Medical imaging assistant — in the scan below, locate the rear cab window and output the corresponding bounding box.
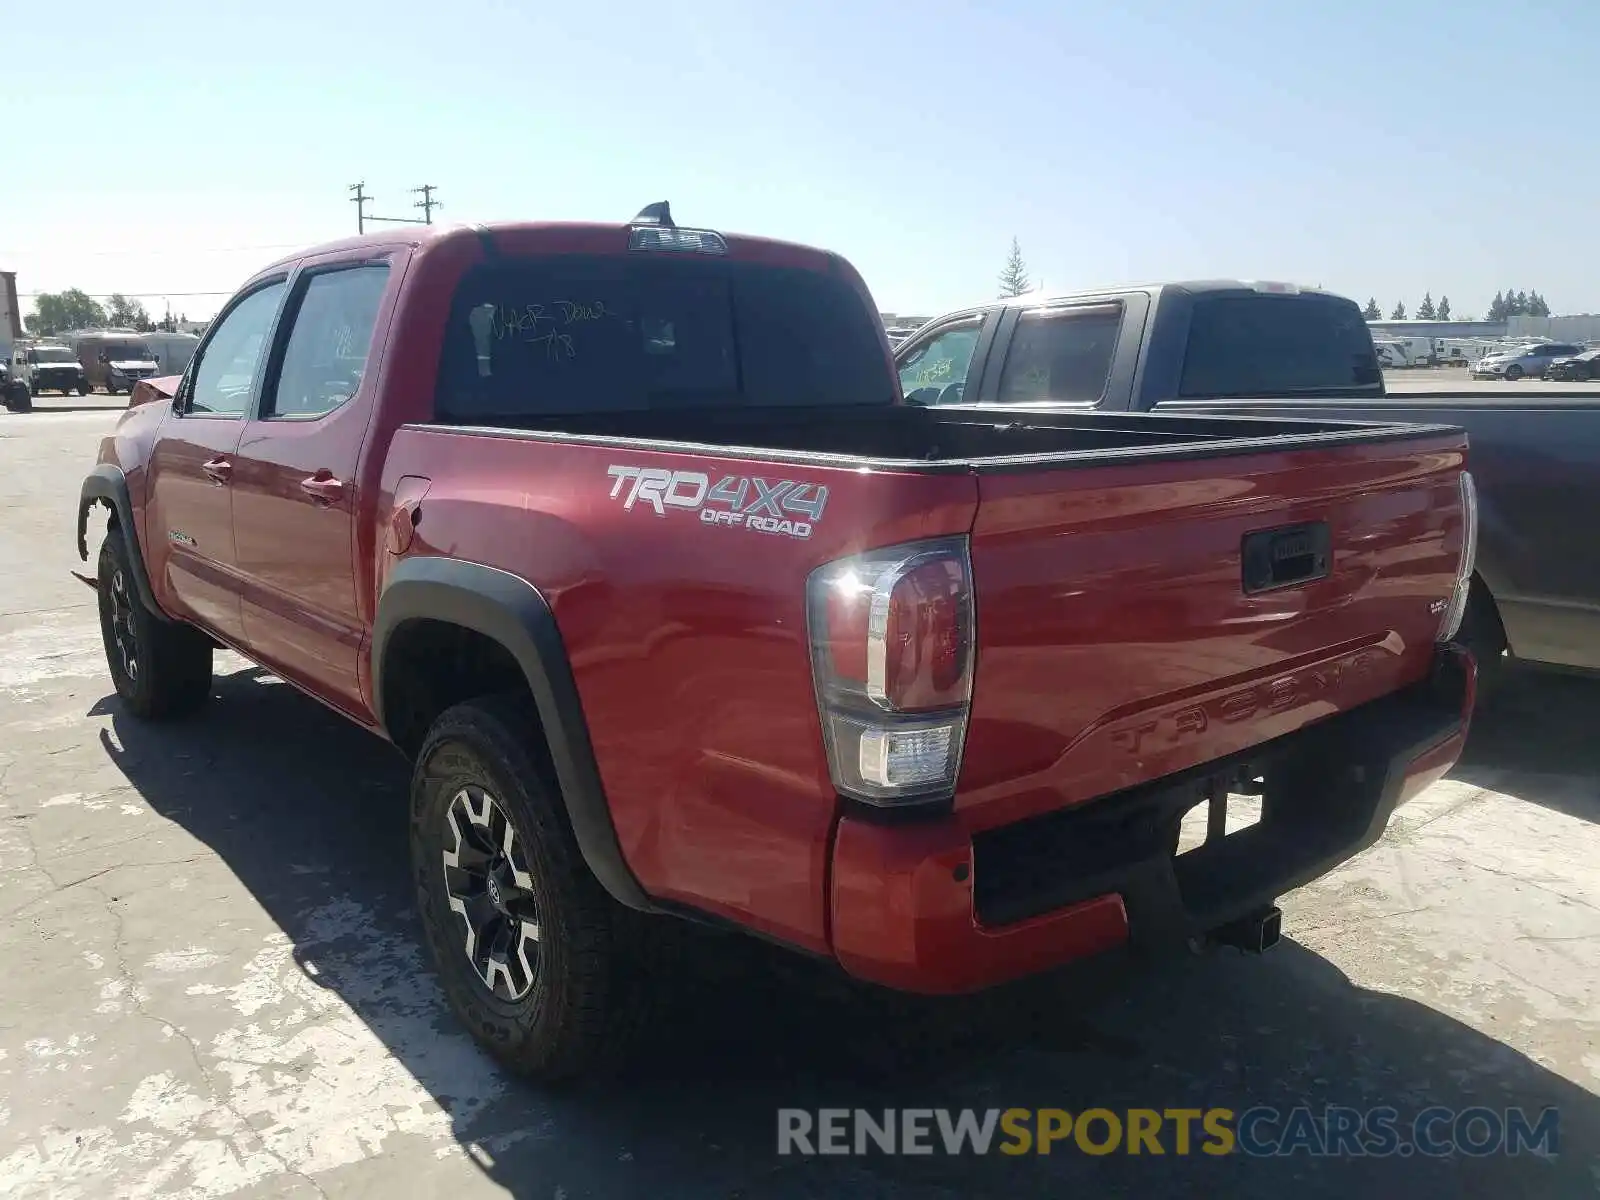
[1179,294,1382,397]
[435,256,894,422]
[995,303,1122,405]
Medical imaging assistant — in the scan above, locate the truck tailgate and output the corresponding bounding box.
[956,430,1467,832]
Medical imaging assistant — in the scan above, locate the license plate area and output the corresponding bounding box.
[1241,521,1331,593]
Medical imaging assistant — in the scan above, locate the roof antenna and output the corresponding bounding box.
[633,201,675,228]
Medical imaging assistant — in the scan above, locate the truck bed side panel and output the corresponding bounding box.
[959,433,1466,832]
[380,426,979,951]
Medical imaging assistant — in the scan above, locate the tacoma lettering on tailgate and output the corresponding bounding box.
[606,465,829,540]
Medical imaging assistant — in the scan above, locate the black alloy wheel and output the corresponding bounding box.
[440,783,544,1002]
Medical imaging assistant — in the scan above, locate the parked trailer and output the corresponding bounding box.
[135,331,201,377]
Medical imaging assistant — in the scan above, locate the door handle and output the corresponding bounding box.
[300,473,345,504]
[202,457,232,485]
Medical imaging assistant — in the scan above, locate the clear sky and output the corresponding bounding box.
[3,0,1595,322]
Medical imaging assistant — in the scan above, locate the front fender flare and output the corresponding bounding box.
[77,464,170,622]
[372,556,652,912]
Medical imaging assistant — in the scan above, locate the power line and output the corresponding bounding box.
[19,290,233,298]
[0,242,305,259]
[349,182,440,233]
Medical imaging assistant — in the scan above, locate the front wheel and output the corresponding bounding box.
[1505,365,1524,381]
[97,530,213,719]
[410,696,655,1081]
[4,384,31,413]
[77,381,89,396]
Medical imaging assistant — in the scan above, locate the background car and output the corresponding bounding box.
[1546,348,1600,381]
[1471,342,1585,380]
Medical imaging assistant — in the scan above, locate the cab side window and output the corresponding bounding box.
[898,318,983,405]
[996,304,1122,406]
[188,283,287,416]
[263,265,391,419]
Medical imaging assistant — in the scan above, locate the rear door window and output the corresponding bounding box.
[1179,295,1382,397]
[995,303,1122,405]
[263,265,390,419]
[436,257,893,422]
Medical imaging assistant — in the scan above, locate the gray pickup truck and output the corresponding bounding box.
[895,281,1600,678]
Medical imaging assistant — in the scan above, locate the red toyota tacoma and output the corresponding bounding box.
[78,206,1478,1079]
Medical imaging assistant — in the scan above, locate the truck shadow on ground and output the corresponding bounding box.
[94,668,1598,1199]
[1451,667,1600,825]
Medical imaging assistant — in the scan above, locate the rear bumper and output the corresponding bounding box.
[829,645,1475,993]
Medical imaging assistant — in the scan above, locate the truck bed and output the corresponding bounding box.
[425,402,1456,471]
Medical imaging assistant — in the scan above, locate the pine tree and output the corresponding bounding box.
[1513,290,1529,316]
[1437,295,1451,320]
[1488,291,1505,321]
[1362,298,1381,319]
[1390,301,1407,320]
[1417,292,1436,320]
[997,238,1031,298]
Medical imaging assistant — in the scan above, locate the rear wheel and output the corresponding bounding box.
[97,530,213,719]
[410,696,655,1081]
[1456,579,1508,704]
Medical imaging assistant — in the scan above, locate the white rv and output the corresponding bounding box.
[1373,340,1409,369]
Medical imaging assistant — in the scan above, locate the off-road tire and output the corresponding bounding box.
[97,529,213,719]
[1456,579,1508,706]
[4,384,31,413]
[411,695,655,1082]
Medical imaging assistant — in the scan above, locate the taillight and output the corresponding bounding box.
[806,536,974,806]
[1438,471,1478,643]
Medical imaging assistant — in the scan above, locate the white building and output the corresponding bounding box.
[1506,314,1600,343]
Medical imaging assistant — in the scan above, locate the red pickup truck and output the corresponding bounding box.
[78,206,1478,1080]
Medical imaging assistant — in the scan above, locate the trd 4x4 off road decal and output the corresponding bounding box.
[605,465,829,540]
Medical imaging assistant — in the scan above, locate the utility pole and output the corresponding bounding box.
[348,182,371,234]
[346,182,437,231]
[412,185,441,225]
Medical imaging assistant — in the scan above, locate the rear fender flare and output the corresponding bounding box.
[371,556,652,911]
[78,464,171,622]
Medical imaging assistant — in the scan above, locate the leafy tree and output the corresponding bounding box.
[1390,301,1407,320]
[998,237,1031,298]
[25,288,108,335]
[1436,295,1451,320]
[1417,292,1436,320]
[106,294,152,331]
[1362,298,1381,319]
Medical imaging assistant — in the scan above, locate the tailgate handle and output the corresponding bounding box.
[1241,522,1331,593]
